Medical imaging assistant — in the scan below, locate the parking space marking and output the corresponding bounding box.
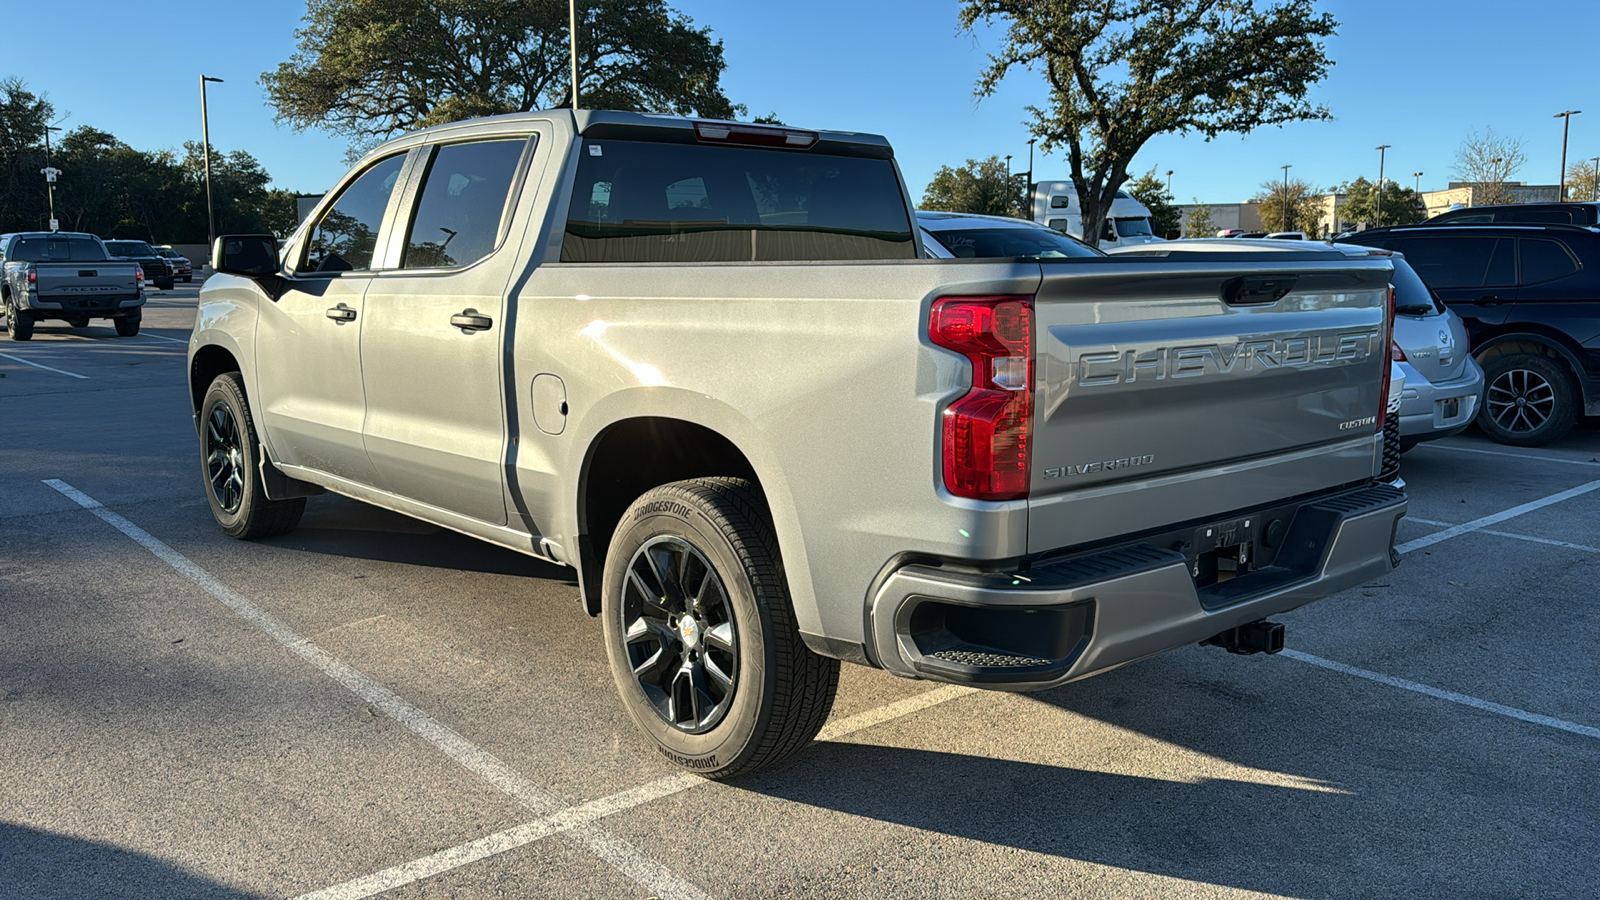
[140,332,190,345]
[41,479,708,900]
[1424,444,1600,468]
[0,352,89,379]
[1396,478,1600,555]
[1282,650,1600,740]
[300,685,981,900]
[1406,516,1600,554]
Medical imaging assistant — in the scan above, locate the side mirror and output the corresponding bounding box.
[213,234,280,278]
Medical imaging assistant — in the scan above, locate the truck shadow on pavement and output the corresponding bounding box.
[257,494,575,582]
[0,822,263,900]
[732,650,1593,897]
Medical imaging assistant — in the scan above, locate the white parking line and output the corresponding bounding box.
[0,351,89,379]
[1406,516,1600,554]
[1396,478,1600,555]
[1424,443,1600,468]
[42,479,707,900]
[301,684,981,900]
[140,332,189,345]
[1282,650,1600,740]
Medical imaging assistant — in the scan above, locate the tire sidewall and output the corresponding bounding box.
[200,376,261,538]
[1478,353,1576,445]
[601,495,776,774]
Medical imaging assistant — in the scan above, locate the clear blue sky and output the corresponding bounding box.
[6,1,1593,203]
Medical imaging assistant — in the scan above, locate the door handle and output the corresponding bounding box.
[450,310,493,332]
[325,303,357,322]
[1471,295,1505,307]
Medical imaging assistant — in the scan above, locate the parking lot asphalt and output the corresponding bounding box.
[2,283,1597,899]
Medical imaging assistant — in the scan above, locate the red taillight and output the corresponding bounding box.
[1378,285,1396,429]
[929,295,1034,500]
[1390,340,1406,361]
[135,265,145,284]
[693,121,819,149]
[27,267,36,286]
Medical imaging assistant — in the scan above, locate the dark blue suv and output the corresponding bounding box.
[1342,223,1599,446]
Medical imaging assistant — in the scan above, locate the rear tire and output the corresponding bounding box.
[200,372,305,539]
[602,477,839,778]
[114,316,140,337]
[156,279,174,290]
[1477,351,1578,447]
[4,299,32,341]
[183,276,193,283]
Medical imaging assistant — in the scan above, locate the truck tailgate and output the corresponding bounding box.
[34,262,141,298]
[1028,255,1392,553]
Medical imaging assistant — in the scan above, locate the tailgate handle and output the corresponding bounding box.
[1222,275,1297,305]
[79,270,98,277]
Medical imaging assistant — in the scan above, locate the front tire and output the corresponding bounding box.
[4,299,33,341]
[200,373,305,539]
[602,478,839,778]
[1477,352,1578,447]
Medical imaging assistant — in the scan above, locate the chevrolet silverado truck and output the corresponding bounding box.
[2,231,146,339]
[190,111,1406,777]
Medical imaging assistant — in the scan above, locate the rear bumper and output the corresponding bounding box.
[1397,359,1483,443]
[867,483,1406,689]
[23,293,145,315]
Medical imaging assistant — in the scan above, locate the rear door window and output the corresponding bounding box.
[401,139,528,269]
[302,153,407,273]
[563,139,914,262]
[1393,237,1513,288]
[1518,238,1580,284]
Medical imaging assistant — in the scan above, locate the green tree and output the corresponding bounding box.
[1253,177,1324,234]
[1564,159,1598,202]
[960,0,1336,247]
[263,0,741,142]
[919,156,1025,218]
[0,78,54,232]
[1337,176,1424,229]
[1184,201,1215,238]
[1125,168,1180,237]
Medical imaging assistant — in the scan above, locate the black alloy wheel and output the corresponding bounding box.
[601,478,839,778]
[621,536,739,733]
[1477,352,1578,447]
[198,372,305,539]
[205,401,247,515]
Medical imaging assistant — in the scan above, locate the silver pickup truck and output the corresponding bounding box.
[190,111,1406,776]
[2,232,146,340]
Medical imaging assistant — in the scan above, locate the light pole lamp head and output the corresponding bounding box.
[202,75,224,83]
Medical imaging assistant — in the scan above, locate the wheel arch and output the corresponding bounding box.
[1472,327,1591,406]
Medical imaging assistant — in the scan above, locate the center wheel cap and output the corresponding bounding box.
[678,614,702,650]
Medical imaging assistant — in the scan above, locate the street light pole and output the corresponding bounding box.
[1375,144,1391,227]
[1413,171,1423,193]
[200,75,224,253]
[569,0,580,109]
[1591,156,1599,202]
[1165,169,1173,194]
[1554,110,1581,199]
[43,124,61,230]
[1280,164,1292,232]
[1026,138,1036,217]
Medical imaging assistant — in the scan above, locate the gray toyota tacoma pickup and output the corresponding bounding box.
[190,111,1406,776]
[2,232,146,339]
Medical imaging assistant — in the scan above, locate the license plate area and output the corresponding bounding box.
[1440,397,1460,422]
[1183,516,1259,587]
